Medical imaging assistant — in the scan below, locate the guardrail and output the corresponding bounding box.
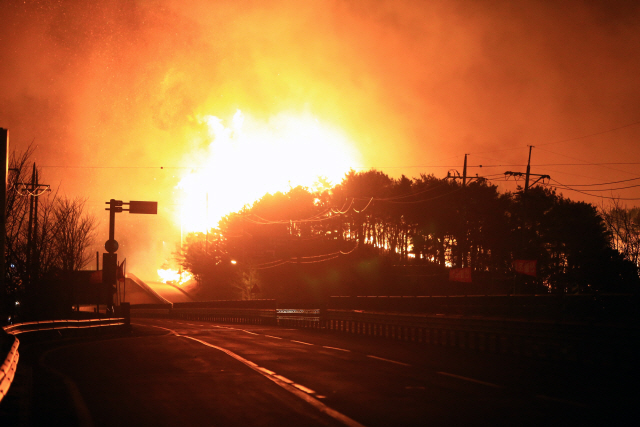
[129,300,279,325]
[173,307,276,325]
[129,296,640,364]
[322,310,589,361]
[327,294,640,323]
[0,316,128,404]
[0,334,19,404]
[3,318,127,335]
[277,309,321,328]
[128,303,173,318]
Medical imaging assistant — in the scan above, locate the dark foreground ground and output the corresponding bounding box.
[1,318,638,426]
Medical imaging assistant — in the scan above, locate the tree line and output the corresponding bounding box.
[180,169,640,301]
[3,147,97,320]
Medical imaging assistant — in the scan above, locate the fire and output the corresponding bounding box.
[177,110,361,233]
[157,268,193,286]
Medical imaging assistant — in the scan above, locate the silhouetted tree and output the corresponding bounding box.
[600,199,640,268]
[4,147,98,318]
[178,169,639,300]
[52,197,97,271]
[177,231,240,299]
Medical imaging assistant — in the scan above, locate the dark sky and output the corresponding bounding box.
[2,0,640,280]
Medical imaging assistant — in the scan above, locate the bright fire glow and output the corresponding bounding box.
[177,110,361,232]
[157,268,193,286]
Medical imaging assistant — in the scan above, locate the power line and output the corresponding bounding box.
[537,118,640,147]
[254,242,359,269]
[553,176,640,188]
[552,181,640,192]
[39,161,640,172]
[546,179,640,201]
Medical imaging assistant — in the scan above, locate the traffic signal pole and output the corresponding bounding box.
[103,199,157,315]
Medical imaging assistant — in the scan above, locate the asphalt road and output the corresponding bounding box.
[1,318,637,426]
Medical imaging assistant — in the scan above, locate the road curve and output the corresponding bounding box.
[2,318,636,426]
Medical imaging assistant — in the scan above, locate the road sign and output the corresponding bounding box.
[449,267,472,283]
[129,201,157,214]
[513,260,537,277]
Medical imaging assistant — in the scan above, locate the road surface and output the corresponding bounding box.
[1,318,637,426]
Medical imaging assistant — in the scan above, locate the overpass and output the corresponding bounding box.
[121,274,194,305]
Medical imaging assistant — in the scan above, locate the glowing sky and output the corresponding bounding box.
[2,0,640,280]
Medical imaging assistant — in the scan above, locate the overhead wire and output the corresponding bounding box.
[552,180,640,192]
[253,241,359,269]
[537,118,640,147]
[331,198,353,214]
[551,176,640,187]
[545,179,640,201]
[377,185,466,204]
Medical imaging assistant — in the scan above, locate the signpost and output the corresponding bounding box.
[102,199,157,314]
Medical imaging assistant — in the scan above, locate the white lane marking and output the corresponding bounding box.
[146,325,181,336]
[274,374,294,384]
[265,335,282,339]
[243,330,259,335]
[168,332,366,427]
[437,372,503,389]
[322,346,350,352]
[366,355,411,367]
[291,340,314,346]
[536,394,586,407]
[293,383,316,394]
[258,367,276,376]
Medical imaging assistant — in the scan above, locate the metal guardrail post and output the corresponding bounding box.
[121,302,130,326]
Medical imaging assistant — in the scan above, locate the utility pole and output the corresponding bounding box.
[462,153,468,187]
[504,146,550,192]
[1,129,8,322]
[447,154,484,185]
[445,154,485,269]
[524,145,532,194]
[16,163,50,287]
[504,146,549,295]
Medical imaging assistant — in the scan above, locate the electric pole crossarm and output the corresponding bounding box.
[530,175,551,186]
[447,154,487,184]
[505,172,549,179]
[504,147,550,192]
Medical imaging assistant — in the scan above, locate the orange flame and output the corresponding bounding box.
[176,110,361,233]
[157,268,193,286]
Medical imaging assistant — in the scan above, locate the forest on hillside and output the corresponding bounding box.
[179,170,640,302]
